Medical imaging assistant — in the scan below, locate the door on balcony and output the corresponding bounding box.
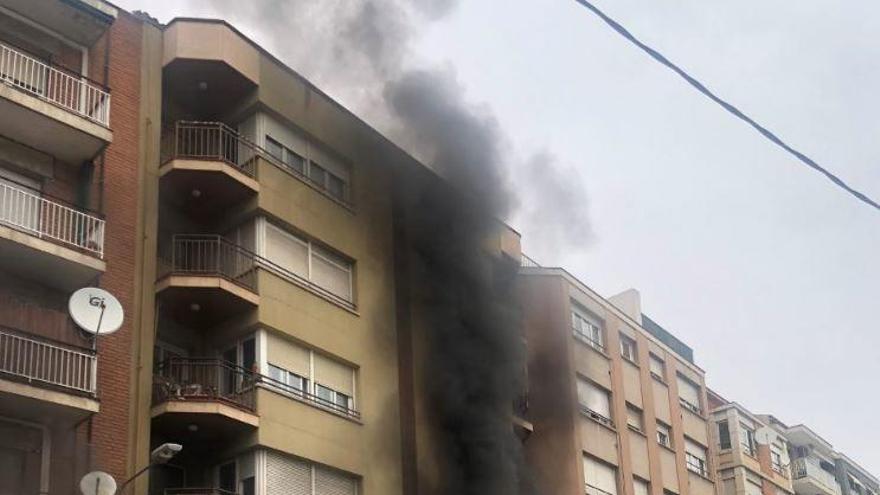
[218,461,236,493]
[0,167,41,236]
[0,420,43,495]
[221,337,255,400]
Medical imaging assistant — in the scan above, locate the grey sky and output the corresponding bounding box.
[117,0,880,472]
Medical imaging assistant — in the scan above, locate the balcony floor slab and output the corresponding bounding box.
[0,223,105,290]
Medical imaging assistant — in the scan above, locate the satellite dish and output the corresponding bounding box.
[69,288,124,336]
[79,471,116,495]
[756,426,775,445]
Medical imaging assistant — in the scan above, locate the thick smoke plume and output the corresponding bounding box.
[201,0,590,492]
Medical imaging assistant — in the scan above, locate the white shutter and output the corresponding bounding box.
[583,456,617,495]
[634,478,649,495]
[577,378,611,418]
[265,223,309,278]
[677,375,701,408]
[314,353,354,396]
[267,334,311,379]
[311,246,352,301]
[626,406,643,431]
[266,451,311,495]
[315,466,356,495]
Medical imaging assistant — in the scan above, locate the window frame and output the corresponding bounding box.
[718,419,732,450]
[620,334,637,362]
[684,438,709,477]
[657,421,673,448]
[572,304,605,352]
[264,133,350,202]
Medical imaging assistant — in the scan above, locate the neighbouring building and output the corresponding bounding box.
[756,415,878,495]
[0,0,156,493]
[519,264,718,495]
[707,391,794,495]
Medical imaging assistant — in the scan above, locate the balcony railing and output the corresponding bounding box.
[153,358,256,412]
[162,121,258,177]
[520,253,540,268]
[0,326,96,395]
[165,488,239,495]
[792,457,842,495]
[0,41,111,126]
[0,180,105,257]
[260,372,360,420]
[160,234,258,292]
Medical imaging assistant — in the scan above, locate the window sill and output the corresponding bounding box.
[580,409,617,433]
[627,424,647,437]
[686,469,714,483]
[621,355,640,368]
[651,373,668,386]
[258,382,362,424]
[573,334,610,359]
[658,442,676,453]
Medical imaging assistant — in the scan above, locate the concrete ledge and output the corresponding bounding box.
[151,400,260,427]
[155,275,260,305]
[159,158,260,192]
[0,224,106,290]
[0,377,99,413]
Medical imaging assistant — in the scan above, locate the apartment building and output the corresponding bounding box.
[756,415,878,495]
[0,0,155,493]
[519,265,718,495]
[706,392,794,495]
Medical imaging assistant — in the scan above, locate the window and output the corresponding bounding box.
[266,337,357,416]
[266,450,357,495]
[264,133,350,202]
[657,422,672,448]
[717,420,731,450]
[685,438,708,477]
[572,304,604,351]
[676,375,702,414]
[577,378,613,426]
[626,404,644,432]
[620,335,637,362]
[649,354,665,381]
[770,447,783,474]
[740,425,756,456]
[263,221,354,302]
[634,478,650,495]
[584,455,618,495]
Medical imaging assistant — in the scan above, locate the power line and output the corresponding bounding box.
[572,0,880,212]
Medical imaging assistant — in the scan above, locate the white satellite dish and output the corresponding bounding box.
[79,471,116,495]
[755,426,775,445]
[69,288,124,336]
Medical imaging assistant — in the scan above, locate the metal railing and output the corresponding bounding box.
[686,453,708,477]
[585,484,616,495]
[520,253,540,268]
[0,180,105,257]
[0,326,96,394]
[260,372,360,419]
[580,404,614,428]
[162,121,258,177]
[792,458,842,494]
[0,41,111,126]
[679,397,702,415]
[574,328,606,353]
[165,489,239,495]
[161,234,258,292]
[153,358,256,412]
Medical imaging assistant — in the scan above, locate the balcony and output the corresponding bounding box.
[0,326,99,422]
[160,122,259,220]
[152,358,259,434]
[156,235,259,327]
[0,41,112,164]
[0,179,105,289]
[792,457,842,495]
[165,489,238,495]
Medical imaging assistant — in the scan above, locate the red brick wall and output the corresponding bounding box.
[87,12,143,482]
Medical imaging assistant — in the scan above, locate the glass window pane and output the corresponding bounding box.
[327,173,345,200]
[309,162,327,187]
[269,364,285,383]
[285,150,306,175]
[335,393,350,410]
[265,224,309,278]
[311,248,352,301]
[266,136,283,160]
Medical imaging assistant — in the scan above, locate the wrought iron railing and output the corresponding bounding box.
[0,326,96,394]
[0,180,105,257]
[165,488,239,495]
[161,121,258,177]
[580,404,614,428]
[520,253,540,268]
[0,41,111,125]
[679,397,702,415]
[160,234,258,292]
[153,358,256,412]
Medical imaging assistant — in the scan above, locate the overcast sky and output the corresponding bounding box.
[117,0,880,472]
